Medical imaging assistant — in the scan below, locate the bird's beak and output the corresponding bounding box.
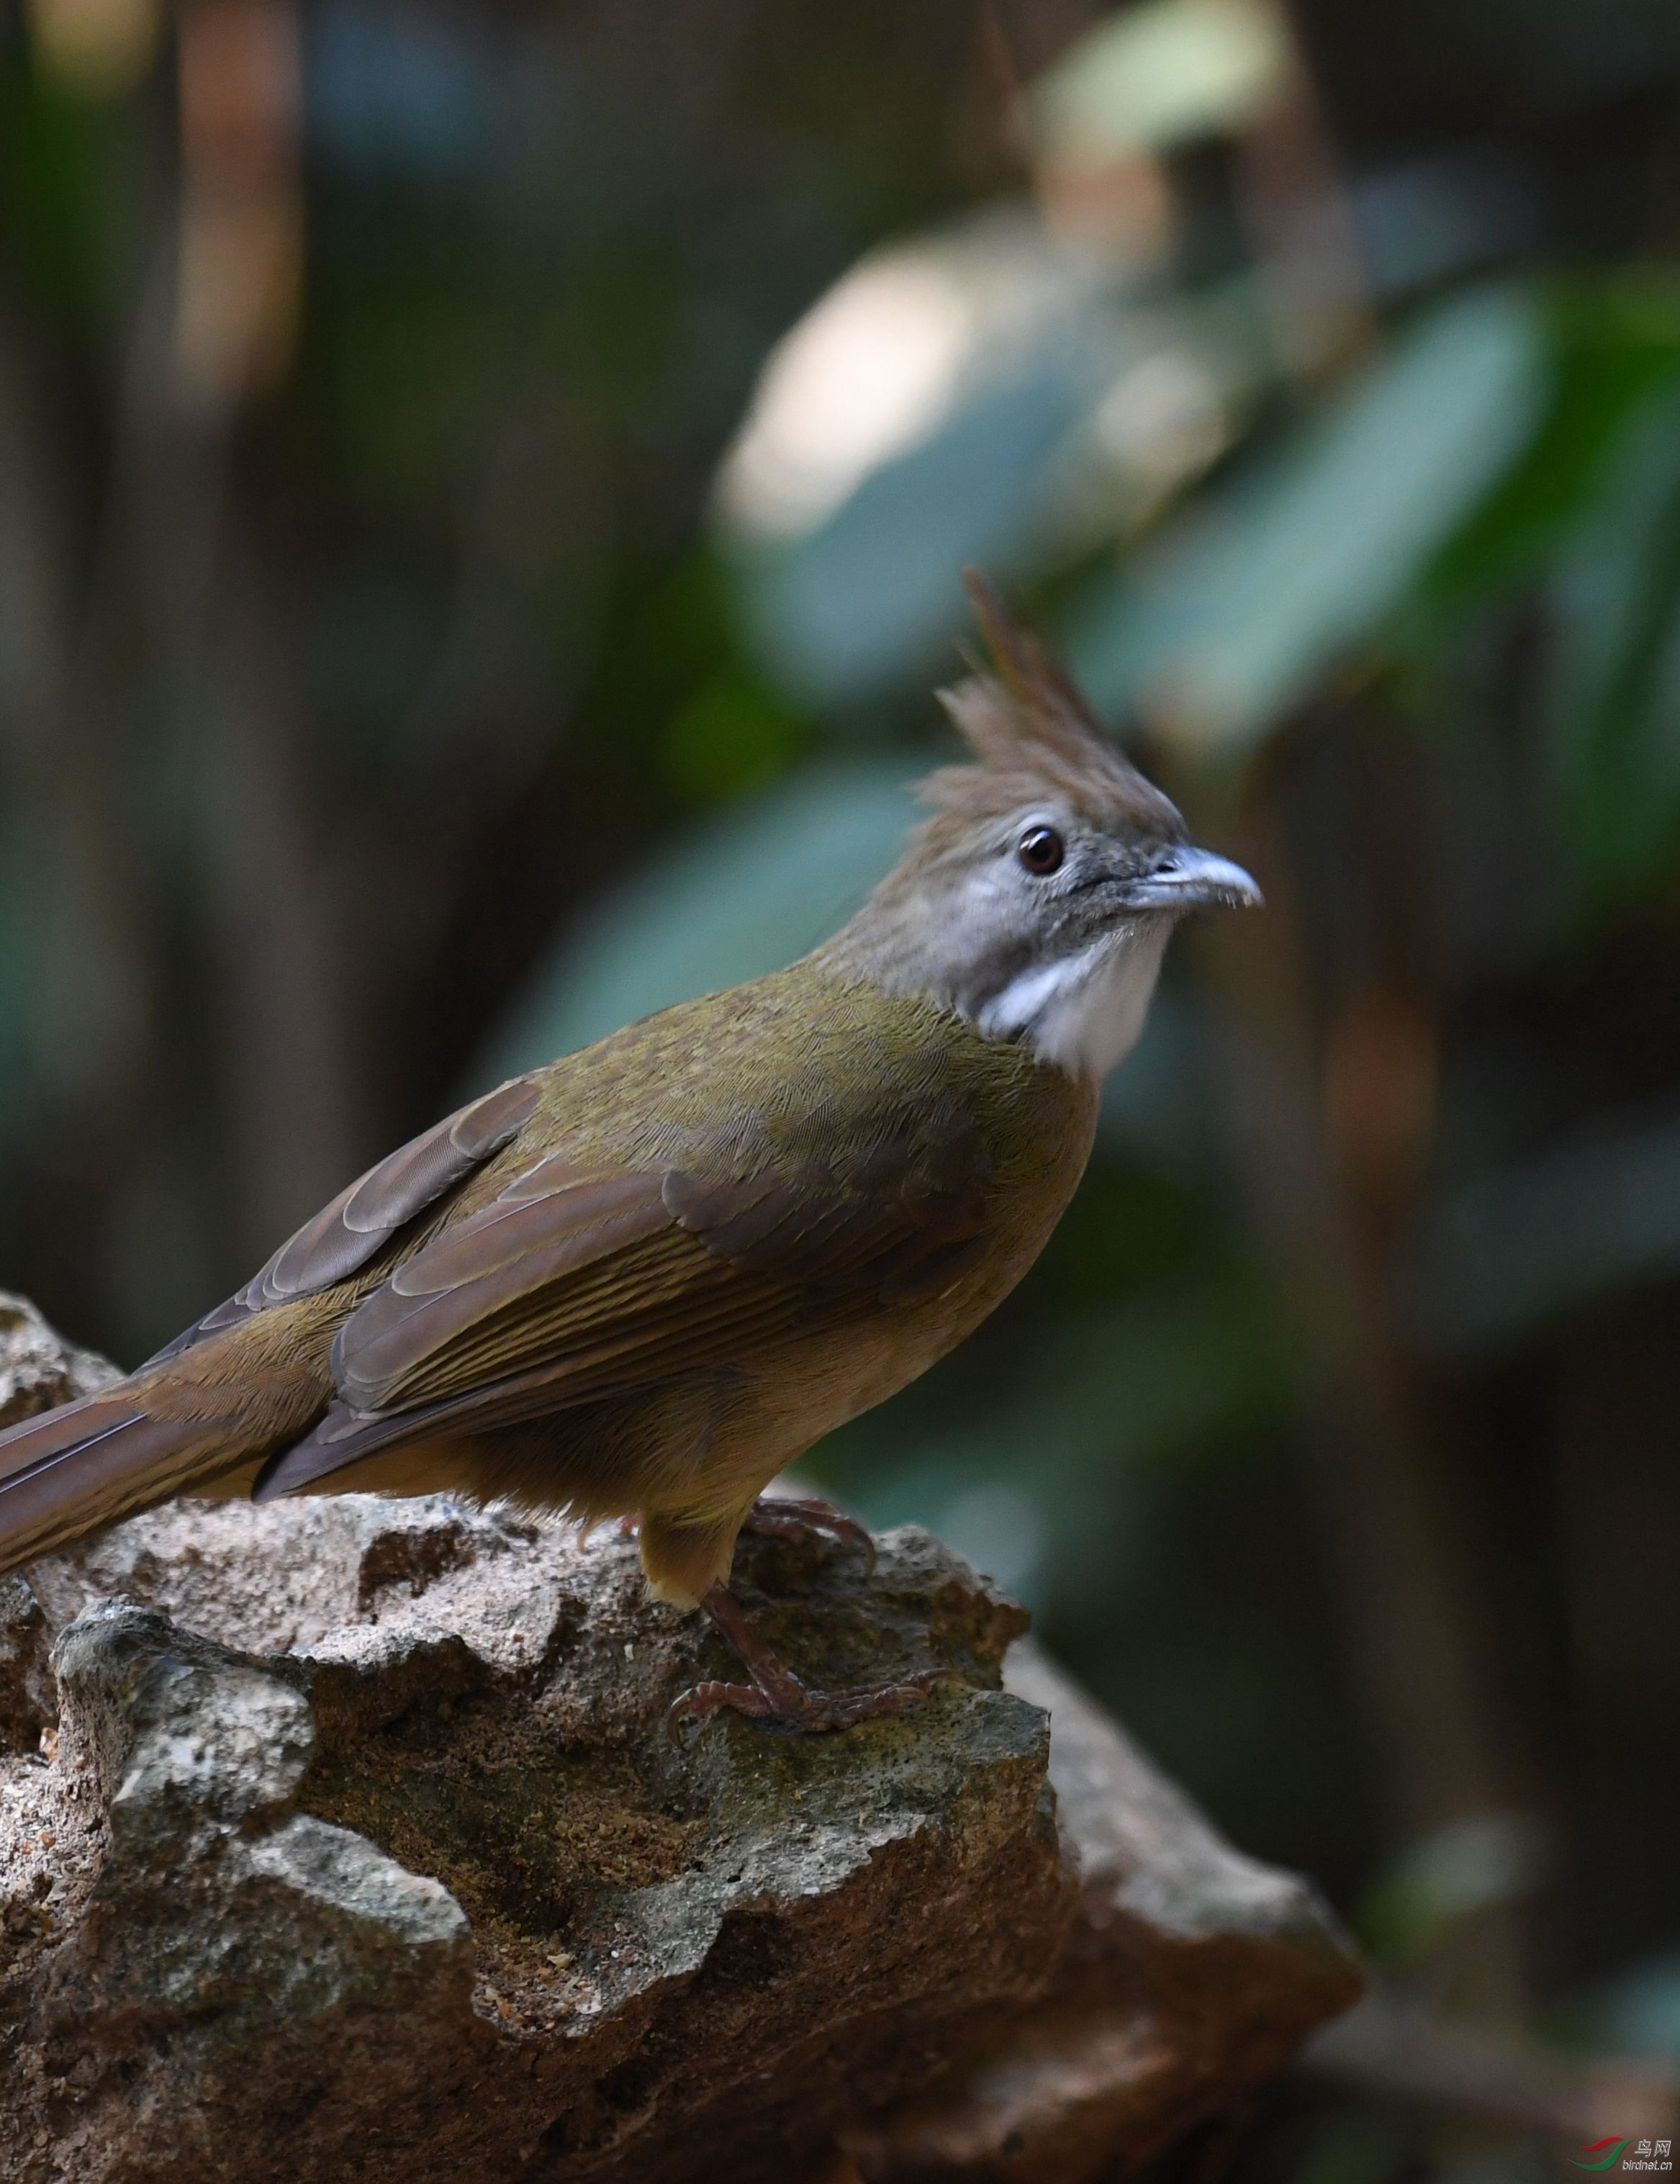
[1117,846,1263,912]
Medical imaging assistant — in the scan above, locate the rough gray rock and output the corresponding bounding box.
[0,1575,53,1754]
[0,1293,121,1756]
[0,1300,1362,2182]
[0,1294,121,1432]
[848,1643,1364,2179]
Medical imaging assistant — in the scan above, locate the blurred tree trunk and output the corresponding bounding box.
[1182,734,1535,2025]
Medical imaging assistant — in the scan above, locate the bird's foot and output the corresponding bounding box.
[667,1669,936,1738]
[666,1581,939,1741]
[739,1492,875,1572]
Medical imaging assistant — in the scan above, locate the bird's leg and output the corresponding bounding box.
[618,1494,871,1563]
[667,1582,939,1739]
[737,1493,875,1571]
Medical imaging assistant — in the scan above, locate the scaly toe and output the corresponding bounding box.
[665,1678,779,1742]
[793,1672,940,1730]
[667,1668,941,1740]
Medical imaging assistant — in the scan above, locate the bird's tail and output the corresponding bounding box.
[0,1391,232,1576]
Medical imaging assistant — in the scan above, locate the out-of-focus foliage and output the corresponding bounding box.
[4,0,1680,2166]
[1070,286,1548,754]
[1544,380,1680,915]
[1029,0,1290,161]
[715,206,1118,703]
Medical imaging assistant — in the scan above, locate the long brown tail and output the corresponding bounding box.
[0,1391,233,1576]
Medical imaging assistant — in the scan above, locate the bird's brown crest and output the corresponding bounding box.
[914,571,1184,847]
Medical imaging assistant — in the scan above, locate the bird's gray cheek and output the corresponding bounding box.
[945,878,1013,956]
[962,869,1015,917]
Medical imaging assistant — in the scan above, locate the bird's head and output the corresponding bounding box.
[818,574,1260,1082]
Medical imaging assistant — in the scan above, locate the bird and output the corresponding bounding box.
[0,576,1258,1734]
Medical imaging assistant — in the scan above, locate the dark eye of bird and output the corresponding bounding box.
[1016,826,1065,876]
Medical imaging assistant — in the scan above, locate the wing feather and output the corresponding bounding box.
[256,1084,999,1499]
[145,1075,543,1365]
[330,1174,674,1411]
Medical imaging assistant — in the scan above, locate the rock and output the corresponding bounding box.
[0,1294,121,1432]
[0,1300,1362,2180]
[842,1642,1366,2181]
[0,1577,53,1754]
[27,1597,476,2183]
[0,1296,119,1755]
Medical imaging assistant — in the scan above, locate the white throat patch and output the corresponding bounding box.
[974,921,1173,1080]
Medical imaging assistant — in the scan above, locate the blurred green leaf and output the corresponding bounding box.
[0,65,125,321]
[1069,286,1548,759]
[728,367,1080,707]
[1424,275,1680,609]
[715,202,1121,706]
[659,665,807,803]
[474,757,919,1081]
[1545,381,1680,913]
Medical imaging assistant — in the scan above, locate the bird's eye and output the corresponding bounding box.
[1016,826,1065,876]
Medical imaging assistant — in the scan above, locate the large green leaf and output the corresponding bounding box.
[726,367,1080,707]
[1424,275,1680,610]
[1544,379,1680,913]
[1069,286,1548,760]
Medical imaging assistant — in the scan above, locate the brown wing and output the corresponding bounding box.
[145,1075,542,1366]
[253,1121,994,1497]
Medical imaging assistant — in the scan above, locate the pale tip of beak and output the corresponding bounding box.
[1125,847,1263,912]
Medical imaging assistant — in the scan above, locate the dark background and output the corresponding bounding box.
[3,0,1679,2163]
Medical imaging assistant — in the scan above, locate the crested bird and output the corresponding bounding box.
[0,578,1259,1733]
